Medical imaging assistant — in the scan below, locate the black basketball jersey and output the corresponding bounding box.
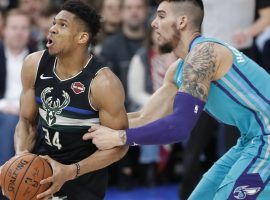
[35,51,109,199]
[35,50,105,163]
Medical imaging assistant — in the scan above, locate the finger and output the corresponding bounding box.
[2,188,6,196]
[40,176,54,185]
[88,124,100,132]
[82,132,95,140]
[37,185,55,199]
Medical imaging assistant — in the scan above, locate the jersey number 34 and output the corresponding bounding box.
[42,127,62,150]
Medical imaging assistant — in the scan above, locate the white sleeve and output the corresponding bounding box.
[128,54,151,107]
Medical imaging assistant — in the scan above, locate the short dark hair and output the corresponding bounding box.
[158,0,204,30]
[61,0,101,40]
[158,0,203,9]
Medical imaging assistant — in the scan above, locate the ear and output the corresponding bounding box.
[77,32,90,45]
[176,15,188,30]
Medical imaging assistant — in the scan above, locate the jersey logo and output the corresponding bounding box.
[41,87,70,126]
[233,185,261,199]
[71,82,85,94]
[40,74,53,80]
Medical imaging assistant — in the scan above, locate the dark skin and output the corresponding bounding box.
[0,10,128,200]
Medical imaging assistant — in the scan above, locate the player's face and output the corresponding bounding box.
[47,10,85,55]
[151,2,180,51]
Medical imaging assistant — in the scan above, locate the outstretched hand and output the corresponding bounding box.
[83,125,126,150]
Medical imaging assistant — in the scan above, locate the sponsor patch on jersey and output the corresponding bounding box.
[71,82,85,94]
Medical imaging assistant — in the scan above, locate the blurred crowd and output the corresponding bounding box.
[0,0,270,199]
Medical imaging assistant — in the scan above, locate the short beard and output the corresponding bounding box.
[158,42,173,54]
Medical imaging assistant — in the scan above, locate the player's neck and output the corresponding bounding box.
[174,31,201,59]
[56,50,90,79]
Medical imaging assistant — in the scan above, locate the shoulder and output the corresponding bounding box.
[91,68,125,109]
[22,50,45,86]
[164,58,182,84]
[24,50,45,67]
[94,68,122,90]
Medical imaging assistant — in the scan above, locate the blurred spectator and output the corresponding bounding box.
[18,0,48,21]
[0,9,32,199]
[95,0,122,51]
[128,27,177,187]
[18,0,53,50]
[100,0,149,190]
[203,0,270,60]
[100,0,148,111]
[0,9,4,41]
[36,5,59,50]
[233,4,270,51]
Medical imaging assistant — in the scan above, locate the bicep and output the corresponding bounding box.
[179,42,218,102]
[92,69,128,130]
[19,52,41,123]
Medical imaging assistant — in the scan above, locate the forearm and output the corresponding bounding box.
[125,92,205,145]
[76,146,128,176]
[14,119,37,154]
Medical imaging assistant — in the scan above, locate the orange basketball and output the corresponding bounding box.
[0,153,52,200]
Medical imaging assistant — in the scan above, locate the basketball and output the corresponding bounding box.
[0,153,52,200]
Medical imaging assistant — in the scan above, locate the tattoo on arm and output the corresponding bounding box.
[180,42,217,101]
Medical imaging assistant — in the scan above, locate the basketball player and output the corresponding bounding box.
[85,0,270,199]
[1,1,128,200]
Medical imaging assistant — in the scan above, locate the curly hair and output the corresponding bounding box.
[61,0,101,40]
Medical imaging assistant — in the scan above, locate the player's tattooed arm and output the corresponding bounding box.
[179,42,218,102]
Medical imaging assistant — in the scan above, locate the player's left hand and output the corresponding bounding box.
[37,155,75,200]
[83,125,125,150]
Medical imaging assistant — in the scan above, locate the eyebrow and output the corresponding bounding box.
[157,10,166,15]
[54,17,69,23]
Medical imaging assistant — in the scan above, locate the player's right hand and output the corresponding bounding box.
[83,125,125,150]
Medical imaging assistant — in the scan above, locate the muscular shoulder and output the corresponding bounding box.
[180,42,220,101]
[164,58,181,84]
[91,68,125,109]
[22,50,45,88]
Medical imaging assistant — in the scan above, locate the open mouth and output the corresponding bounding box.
[46,38,54,48]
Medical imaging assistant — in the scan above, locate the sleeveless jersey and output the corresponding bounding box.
[174,36,270,140]
[35,50,105,164]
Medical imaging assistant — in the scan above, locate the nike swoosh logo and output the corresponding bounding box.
[40,74,53,80]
